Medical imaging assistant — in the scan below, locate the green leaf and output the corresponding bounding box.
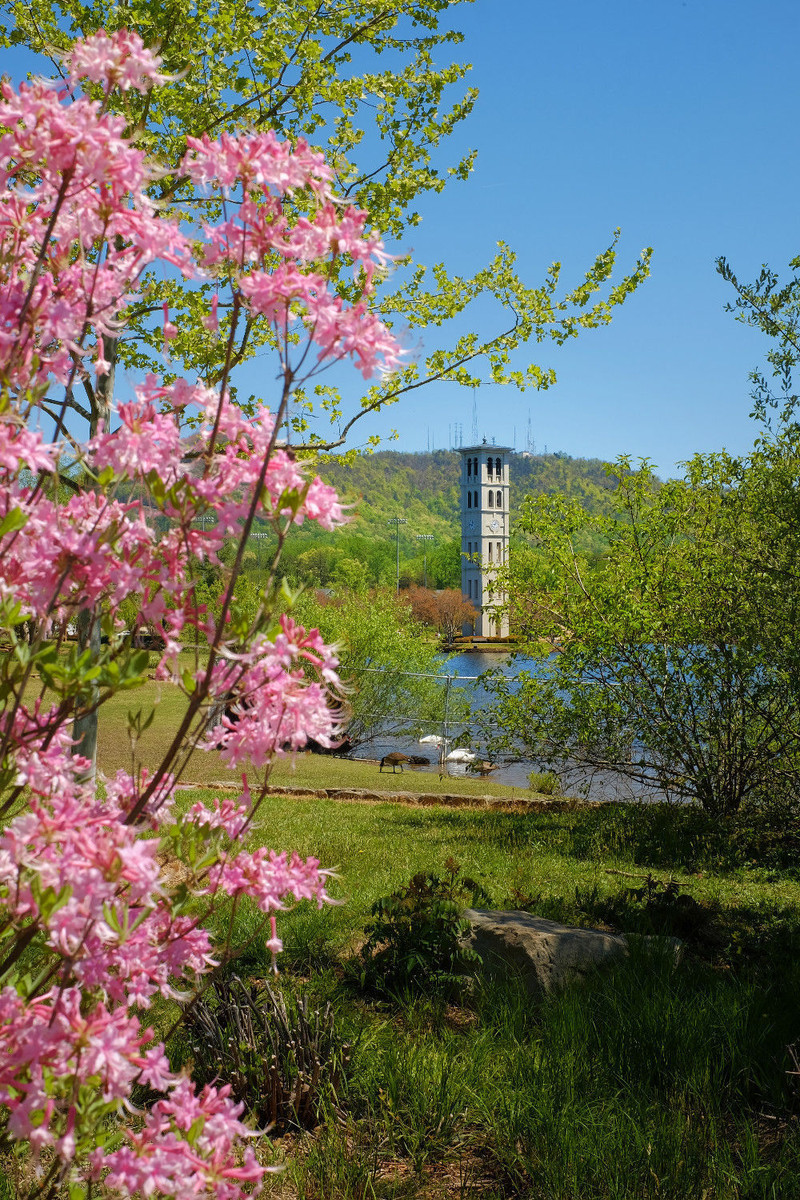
[0,507,28,536]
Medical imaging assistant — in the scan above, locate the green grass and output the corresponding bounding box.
[157,792,800,1198]
[268,796,800,907]
[31,665,800,1197]
[264,752,534,799]
[94,671,537,798]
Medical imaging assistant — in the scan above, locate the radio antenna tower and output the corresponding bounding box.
[526,410,536,455]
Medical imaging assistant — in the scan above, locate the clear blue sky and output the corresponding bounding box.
[364,0,800,472]
[6,1,798,473]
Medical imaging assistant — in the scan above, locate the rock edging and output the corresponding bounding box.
[259,785,597,810]
[177,781,603,810]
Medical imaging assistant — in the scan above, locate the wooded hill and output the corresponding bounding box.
[318,450,619,537]
[256,451,624,591]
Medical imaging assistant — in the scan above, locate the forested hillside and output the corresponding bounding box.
[258,450,625,590]
[318,450,619,536]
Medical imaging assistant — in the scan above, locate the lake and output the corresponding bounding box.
[346,648,650,800]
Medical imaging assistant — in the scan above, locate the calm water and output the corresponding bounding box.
[346,648,650,800]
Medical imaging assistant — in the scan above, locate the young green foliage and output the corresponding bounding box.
[358,857,489,1001]
[295,587,468,746]
[487,438,800,816]
[3,0,651,450]
[718,252,800,429]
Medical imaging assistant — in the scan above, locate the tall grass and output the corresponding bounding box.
[469,948,798,1198]
[177,794,800,1198]
[267,946,800,1198]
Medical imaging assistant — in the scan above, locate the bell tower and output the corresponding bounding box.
[459,442,511,637]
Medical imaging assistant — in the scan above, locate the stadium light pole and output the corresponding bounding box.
[387,517,407,593]
[249,529,270,575]
[416,534,435,588]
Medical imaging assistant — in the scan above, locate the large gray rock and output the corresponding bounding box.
[464,910,680,995]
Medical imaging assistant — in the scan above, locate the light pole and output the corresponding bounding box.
[387,517,407,593]
[416,534,434,588]
[249,530,270,575]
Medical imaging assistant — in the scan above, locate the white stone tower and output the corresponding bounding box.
[459,442,511,637]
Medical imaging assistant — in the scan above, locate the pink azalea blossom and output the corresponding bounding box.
[210,848,332,913]
[96,1078,266,1198]
[66,29,170,93]
[0,29,405,1192]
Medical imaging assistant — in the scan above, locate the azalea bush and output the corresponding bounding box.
[0,31,400,1199]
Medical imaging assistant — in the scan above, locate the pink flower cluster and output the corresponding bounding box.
[185,136,401,378]
[67,29,171,93]
[0,377,348,656]
[0,67,187,395]
[0,29,400,401]
[0,986,173,1148]
[211,848,332,914]
[0,27,402,1197]
[204,616,343,767]
[0,984,265,1197]
[0,765,210,1006]
[95,1078,265,1199]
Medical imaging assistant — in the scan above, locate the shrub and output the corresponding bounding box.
[357,858,489,1001]
[502,877,709,942]
[528,769,561,795]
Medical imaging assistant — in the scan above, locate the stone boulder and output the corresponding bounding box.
[464,910,681,995]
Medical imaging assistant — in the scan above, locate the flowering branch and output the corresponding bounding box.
[0,29,401,1198]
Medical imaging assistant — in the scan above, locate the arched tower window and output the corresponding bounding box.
[474,490,478,508]
[487,457,493,478]
[488,542,493,562]
[467,492,471,509]
[496,490,502,508]
[467,458,472,477]
[473,457,478,476]
[495,458,502,479]
[487,490,493,508]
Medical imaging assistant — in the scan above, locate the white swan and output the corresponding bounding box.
[445,747,477,763]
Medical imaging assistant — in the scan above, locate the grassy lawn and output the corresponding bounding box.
[164,792,800,1199]
[263,753,534,799]
[95,673,537,799]
[31,667,800,1197]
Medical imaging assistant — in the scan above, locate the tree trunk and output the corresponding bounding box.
[72,606,101,786]
[90,333,117,437]
[72,333,117,786]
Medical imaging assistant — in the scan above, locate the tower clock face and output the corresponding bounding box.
[469,516,478,533]
[489,519,500,533]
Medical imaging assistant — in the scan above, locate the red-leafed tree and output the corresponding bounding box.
[407,586,477,643]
